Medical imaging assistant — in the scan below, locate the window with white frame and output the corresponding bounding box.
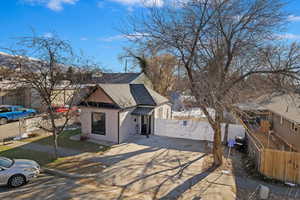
[291,122,298,132]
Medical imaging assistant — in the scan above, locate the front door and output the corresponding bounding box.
[141,115,151,135]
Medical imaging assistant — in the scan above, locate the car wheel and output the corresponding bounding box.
[0,118,7,125]
[8,174,26,188]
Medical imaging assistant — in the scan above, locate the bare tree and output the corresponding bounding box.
[121,50,177,96]
[5,34,98,158]
[124,0,300,166]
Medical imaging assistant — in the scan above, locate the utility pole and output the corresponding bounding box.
[124,59,128,73]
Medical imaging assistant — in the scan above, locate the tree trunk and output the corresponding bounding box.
[223,123,229,145]
[213,123,223,166]
[53,131,58,159]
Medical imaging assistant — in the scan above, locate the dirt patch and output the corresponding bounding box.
[237,188,292,200]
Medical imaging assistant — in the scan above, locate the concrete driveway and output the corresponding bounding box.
[0,135,290,199]
[87,135,237,200]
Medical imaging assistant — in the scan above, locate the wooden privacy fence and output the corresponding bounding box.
[246,131,262,171]
[260,149,300,184]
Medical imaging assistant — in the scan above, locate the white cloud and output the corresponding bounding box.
[108,0,163,7]
[99,32,148,42]
[43,32,54,38]
[125,32,149,39]
[276,33,300,40]
[287,15,300,22]
[80,37,88,41]
[99,35,125,42]
[97,1,105,8]
[22,0,78,11]
[127,6,134,12]
[47,0,78,11]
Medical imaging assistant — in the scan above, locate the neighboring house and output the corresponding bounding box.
[78,84,171,143]
[237,93,300,152]
[81,72,153,88]
[0,80,74,111]
[0,80,41,109]
[0,51,154,110]
[260,94,300,152]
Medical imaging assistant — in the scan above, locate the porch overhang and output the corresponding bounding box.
[131,107,154,116]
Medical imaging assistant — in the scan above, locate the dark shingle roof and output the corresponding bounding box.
[131,107,154,116]
[130,84,156,106]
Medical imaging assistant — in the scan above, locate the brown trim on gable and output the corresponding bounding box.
[80,85,119,106]
[97,86,119,106]
[79,86,98,105]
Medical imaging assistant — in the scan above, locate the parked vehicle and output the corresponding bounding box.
[54,106,70,113]
[0,157,40,187]
[0,105,37,125]
[51,105,79,115]
[235,136,247,153]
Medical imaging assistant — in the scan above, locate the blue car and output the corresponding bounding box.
[0,105,37,125]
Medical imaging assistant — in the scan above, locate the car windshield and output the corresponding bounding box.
[0,107,11,113]
[0,157,14,168]
[16,107,27,111]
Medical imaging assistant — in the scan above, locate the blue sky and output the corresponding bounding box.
[0,0,300,72]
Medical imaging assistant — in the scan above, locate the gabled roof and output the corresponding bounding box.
[82,73,142,84]
[0,52,16,69]
[235,102,266,111]
[258,93,300,124]
[81,84,169,109]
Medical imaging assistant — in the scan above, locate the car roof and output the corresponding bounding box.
[0,156,11,160]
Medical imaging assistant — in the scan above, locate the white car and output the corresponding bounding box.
[0,157,40,187]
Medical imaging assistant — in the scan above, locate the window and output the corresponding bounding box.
[291,122,298,133]
[0,157,13,168]
[0,107,11,113]
[91,112,106,135]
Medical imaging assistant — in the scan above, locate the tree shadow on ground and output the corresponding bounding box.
[159,165,217,200]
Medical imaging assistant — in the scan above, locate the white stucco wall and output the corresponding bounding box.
[119,108,139,142]
[80,107,120,143]
[154,118,245,142]
[154,103,172,119]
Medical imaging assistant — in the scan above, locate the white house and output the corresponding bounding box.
[79,84,171,143]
